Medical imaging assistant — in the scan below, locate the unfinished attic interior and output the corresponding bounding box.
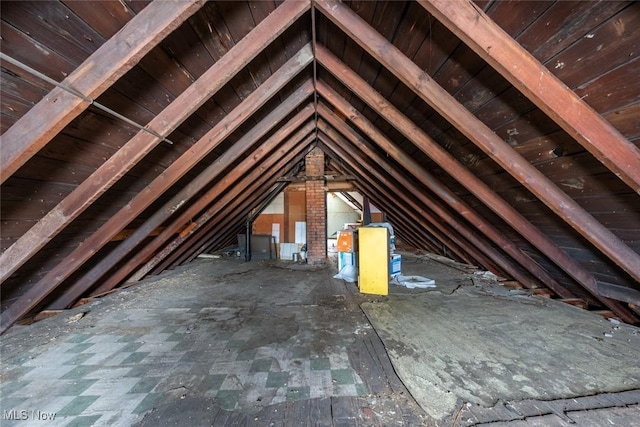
[1,0,639,425]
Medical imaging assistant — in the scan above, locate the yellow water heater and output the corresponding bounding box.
[358,226,389,295]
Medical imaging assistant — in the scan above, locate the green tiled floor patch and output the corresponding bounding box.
[61,366,101,380]
[64,353,96,365]
[197,374,227,393]
[117,334,142,343]
[160,326,180,334]
[165,333,184,342]
[128,377,162,394]
[66,343,94,353]
[225,339,245,349]
[266,372,289,388]
[121,352,150,364]
[66,334,92,343]
[122,365,150,378]
[0,262,377,425]
[0,380,30,397]
[215,331,234,340]
[215,390,243,410]
[132,393,165,414]
[310,357,331,370]
[291,346,310,359]
[1,396,29,410]
[64,415,102,427]
[236,349,258,361]
[331,369,354,385]
[57,396,100,416]
[120,342,144,353]
[56,379,99,396]
[249,358,272,372]
[287,386,310,401]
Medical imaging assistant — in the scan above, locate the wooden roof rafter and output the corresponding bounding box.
[0,0,638,330]
[0,0,206,183]
[318,100,562,290]
[315,0,640,295]
[0,0,312,286]
[165,138,317,271]
[67,106,317,303]
[318,133,493,269]
[0,39,314,332]
[48,91,317,310]
[419,0,640,193]
[313,44,639,318]
[128,130,317,283]
[319,140,450,258]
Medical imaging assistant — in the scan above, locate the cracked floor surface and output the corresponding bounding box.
[1,252,638,426]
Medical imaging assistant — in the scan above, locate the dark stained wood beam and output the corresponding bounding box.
[323,149,446,258]
[315,1,640,287]
[319,141,455,261]
[0,49,313,332]
[168,140,315,269]
[316,45,637,321]
[318,118,536,286]
[50,82,313,308]
[0,1,312,285]
[110,227,165,242]
[419,0,640,193]
[318,99,567,294]
[138,135,314,280]
[82,112,316,299]
[0,0,206,183]
[597,282,640,307]
[346,180,446,258]
[319,142,458,260]
[319,135,492,270]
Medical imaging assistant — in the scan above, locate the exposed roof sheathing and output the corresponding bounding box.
[1,0,639,331]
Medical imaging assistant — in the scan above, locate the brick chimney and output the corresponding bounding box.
[305,147,326,264]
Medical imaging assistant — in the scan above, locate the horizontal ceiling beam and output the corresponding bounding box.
[0,0,206,183]
[419,0,640,193]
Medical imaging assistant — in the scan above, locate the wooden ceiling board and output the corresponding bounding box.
[1,0,639,329]
[61,0,136,40]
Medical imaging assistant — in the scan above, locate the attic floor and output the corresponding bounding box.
[1,253,639,427]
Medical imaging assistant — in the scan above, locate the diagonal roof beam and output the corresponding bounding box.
[323,145,457,259]
[0,0,206,183]
[77,111,316,302]
[318,134,498,271]
[0,47,314,332]
[48,96,315,309]
[315,45,637,320]
[0,0,312,285]
[315,0,640,286]
[317,99,566,294]
[322,147,447,258]
[419,0,640,193]
[318,115,536,286]
[171,140,315,269]
[130,132,315,283]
